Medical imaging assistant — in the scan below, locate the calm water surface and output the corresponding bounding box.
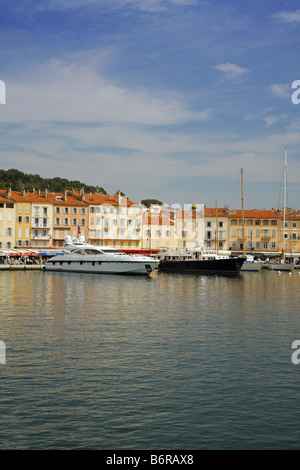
[0,268,300,449]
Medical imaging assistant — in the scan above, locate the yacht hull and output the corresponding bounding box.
[158,257,245,273]
[44,255,159,275]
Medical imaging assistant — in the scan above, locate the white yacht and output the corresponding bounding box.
[44,236,159,275]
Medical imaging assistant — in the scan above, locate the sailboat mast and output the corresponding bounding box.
[215,200,219,254]
[241,168,245,257]
[282,148,287,258]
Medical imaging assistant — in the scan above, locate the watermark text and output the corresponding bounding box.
[0,80,6,104]
[0,341,6,364]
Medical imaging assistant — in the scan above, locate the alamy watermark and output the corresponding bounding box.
[0,341,6,364]
[291,81,300,104]
[291,340,300,364]
[0,80,6,104]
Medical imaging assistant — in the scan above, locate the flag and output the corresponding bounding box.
[78,225,81,234]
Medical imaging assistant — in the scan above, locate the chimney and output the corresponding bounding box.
[116,189,122,205]
[7,187,12,199]
[80,187,85,202]
[64,189,68,201]
[44,188,49,198]
[22,188,26,197]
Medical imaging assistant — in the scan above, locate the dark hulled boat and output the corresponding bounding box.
[156,248,245,273]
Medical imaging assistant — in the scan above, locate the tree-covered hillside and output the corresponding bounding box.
[0,169,107,194]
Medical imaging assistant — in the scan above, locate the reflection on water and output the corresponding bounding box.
[0,269,300,449]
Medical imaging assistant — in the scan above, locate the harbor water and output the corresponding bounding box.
[0,268,300,449]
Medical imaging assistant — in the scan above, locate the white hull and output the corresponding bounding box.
[44,256,159,275]
[241,261,262,271]
[44,241,159,275]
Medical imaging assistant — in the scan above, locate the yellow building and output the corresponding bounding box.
[0,191,15,250]
[228,209,281,255]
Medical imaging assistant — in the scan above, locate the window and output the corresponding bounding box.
[18,216,22,223]
[271,220,277,225]
[231,219,237,225]
[55,207,60,213]
[255,220,260,225]
[206,221,212,227]
[263,220,269,225]
[55,218,60,225]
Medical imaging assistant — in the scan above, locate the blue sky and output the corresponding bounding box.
[1,0,300,209]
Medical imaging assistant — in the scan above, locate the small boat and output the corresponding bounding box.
[157,247,245,273]
[241,255,263,271]
[44,236,159,275]
[264,260,294,272]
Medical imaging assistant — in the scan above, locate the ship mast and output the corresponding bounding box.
[215,200,219,254]
[241,168,245,257]
[282,148,287,260]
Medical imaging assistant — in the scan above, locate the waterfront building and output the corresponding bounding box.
[143,207,176,251]
[0,190,15,250]
[204,207,230,252]
[173,205,205,249]
[282,209,300,257]
[47,190,88,247]
[228,209,282,256]
[11,189,53,250]
[86,190,143,251]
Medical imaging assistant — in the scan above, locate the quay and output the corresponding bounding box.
[0,264,43,271]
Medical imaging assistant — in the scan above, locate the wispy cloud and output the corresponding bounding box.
[214,62,249,81]
[272,9,300,24]
[34,0,198,13]
[267,83,290,98]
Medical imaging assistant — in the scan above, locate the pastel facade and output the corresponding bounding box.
[228,209,282,255]
[204,207,230,251]
[0,194,15,249]
[48,191,88,247]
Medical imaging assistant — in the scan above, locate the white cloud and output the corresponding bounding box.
[272,9,300,24]
[214,62,249,81]
[4,57,212,126]
[268,83,290,98]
